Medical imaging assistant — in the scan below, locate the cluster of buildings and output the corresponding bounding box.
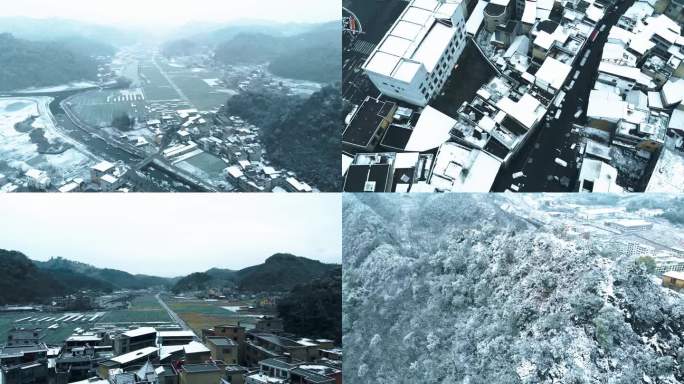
[342,0,684,193]
[0,317,341,384]
[0,160,130,193]
[343,0,507,192]
[573,205,684,281]
[575,0,684,192]
[158,108,314,192]
[342,0,605,191]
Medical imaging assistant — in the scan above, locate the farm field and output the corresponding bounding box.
[165,297,267,334]
[68,89,147,128]
[99,294,170,323]
[140,62,181,102]
[0,311,106,344]
[158,58,234,111]
[169,75,228,111]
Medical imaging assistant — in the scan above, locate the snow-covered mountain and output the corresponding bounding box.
[343,194,684,384]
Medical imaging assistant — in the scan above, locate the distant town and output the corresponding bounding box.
[0,20,338,192]
[342,0,683,192]
[0,254,342,384]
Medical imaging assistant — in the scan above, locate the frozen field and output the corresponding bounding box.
[0,97,96,184]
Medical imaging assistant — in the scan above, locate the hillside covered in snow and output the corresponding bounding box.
[343,194,684,384]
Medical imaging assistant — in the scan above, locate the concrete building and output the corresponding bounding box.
[244,334,324,367]
[254,317,284,334]
[178,362,225,384]
[577,158,623,192]
[97,346,159,378]
[363,0,468,106]
[484,0,511,33]
[206,337,238,365]
[342,97,397,151]
[604,219,653,232]
[662,271,684,290]
[114,327,157,355]
[157,330,196,346]
[0,344,49,384]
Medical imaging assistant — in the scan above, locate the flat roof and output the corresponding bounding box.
[206,337,236,347]
[158,331,195,338]
[536,57,572,90]
[122,327,157,338]
[110,347,158,365]
[184,341,210,354]
[92,161,115,173]
[381,124,413,150]
[664,271,684,280]
[364,0,463,80]
[587,89,627,122]
[495,93,545,129]
[466,0,487,35]
[429,142,501,192]
[404,105,454,152]
[182,363,221,373]
[342,98,396,147]
[578,159,623,192]
[607,219,652,227]
[411,21,454,72]
[646,148,684,193]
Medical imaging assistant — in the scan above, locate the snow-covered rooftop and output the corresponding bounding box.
[536,57,572,91]
[364,0,463,80]
[404,106,454,152]
[429,142,502,192]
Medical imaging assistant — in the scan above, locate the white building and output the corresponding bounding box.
[612,240,655,258]
[577,158,623,192]
[605,219,653,232]
[363,0,468,106]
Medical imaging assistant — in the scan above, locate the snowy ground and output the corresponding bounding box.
[0,97,98,186]
[9,81,99,94]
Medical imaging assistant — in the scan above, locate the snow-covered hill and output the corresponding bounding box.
[343,194,684,384]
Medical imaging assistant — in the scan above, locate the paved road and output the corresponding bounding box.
[155,293,198,338]
[493,0,636,192]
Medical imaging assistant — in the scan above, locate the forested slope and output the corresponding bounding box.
[343,194,684,384]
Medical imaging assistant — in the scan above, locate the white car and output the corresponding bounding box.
[555,158,568,167]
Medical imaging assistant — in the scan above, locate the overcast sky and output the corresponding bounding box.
[0,194,341,277]
[1,0,340,28]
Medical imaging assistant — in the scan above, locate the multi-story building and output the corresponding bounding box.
[157,330,196,346]
[0,343,49,384]
[206,337,239,364]
[363,0,468,106]
[114,327,157,355]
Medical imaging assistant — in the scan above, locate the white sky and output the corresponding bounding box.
[0,0,341,28]
[0,194,341,277]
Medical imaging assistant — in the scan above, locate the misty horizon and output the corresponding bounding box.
[0,194,341,277]
[0,0,341,29]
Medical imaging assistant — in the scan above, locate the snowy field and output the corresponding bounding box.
[10,81,99,94]
[0,97,96,184]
